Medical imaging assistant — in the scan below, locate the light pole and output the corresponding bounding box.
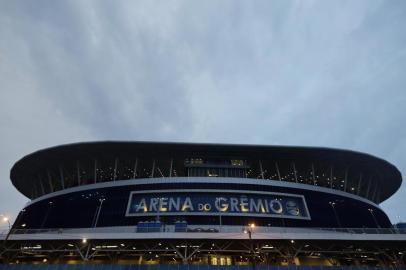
[244,223,256,270]
[368,208,380,228]
[1,215,12,250]
[329,202,342,228]
[40,202,53,228]
[94,198,105,228]
[395,215,402,233]
[1,216,10,229]
[396,215,401,223]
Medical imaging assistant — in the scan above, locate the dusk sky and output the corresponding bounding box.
[1,1,406,229]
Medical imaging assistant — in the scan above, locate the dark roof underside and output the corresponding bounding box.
[10,141,402,202]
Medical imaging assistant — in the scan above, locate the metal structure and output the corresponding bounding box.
[1,141,405,267]
[1,227,406,266]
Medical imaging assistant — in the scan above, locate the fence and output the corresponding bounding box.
[4,226,406,236]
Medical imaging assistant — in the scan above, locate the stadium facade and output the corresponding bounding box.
[1,141,406,268]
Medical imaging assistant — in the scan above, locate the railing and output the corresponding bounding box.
[3,225,406,236]
[0,264,404,270]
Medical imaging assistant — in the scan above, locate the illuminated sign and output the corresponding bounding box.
[125,189,310,220]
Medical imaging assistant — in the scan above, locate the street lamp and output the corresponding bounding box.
[1,215,12,249]
[244,223,256,270]
[243,223,255,235]
[0,215,11,229]
[3,217,10,229]
[329,202,342,228]
[243,224,256,239]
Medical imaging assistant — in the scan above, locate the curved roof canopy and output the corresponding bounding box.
[10,141,402,203]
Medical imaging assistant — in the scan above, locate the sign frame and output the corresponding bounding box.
[125,189,311,220]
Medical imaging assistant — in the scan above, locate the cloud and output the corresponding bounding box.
[0,0,406,223]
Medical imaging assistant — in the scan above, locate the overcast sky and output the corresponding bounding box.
[1,1,406,228]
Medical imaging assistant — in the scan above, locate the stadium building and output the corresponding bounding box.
[1,141,406,268]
